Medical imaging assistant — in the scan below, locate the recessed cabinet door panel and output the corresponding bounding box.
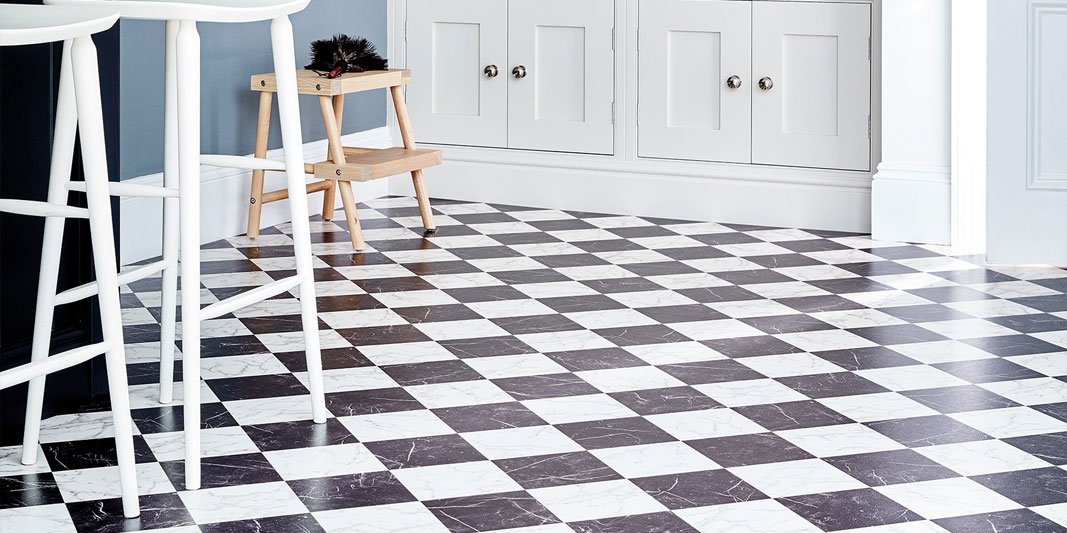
[638,0,751,163]
[507,0,615,155]
[752,2,871,171]
[407,0,508,148]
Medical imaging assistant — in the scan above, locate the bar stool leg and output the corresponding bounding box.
[247,91,272,238]
[71,34,140,519]
[175,18,203,491]
[389,85,436,232]
[22,40,79,466]
[159,20,180,405]
[272,15,326,424]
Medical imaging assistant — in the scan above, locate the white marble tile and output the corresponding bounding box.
[745,282,832,299]
[945,299,1046,318]
[511,242,587,257]
[196,317,254,339]
[0,503,77,533]
[515,281,601,299]
[857,365,969,391]
[370,290,459,308]
[980,377,1067,405]
[591,441,720,478]
[683,257,764,273]
[811,309,908,329]
[381,248,461,264]
[467,256,547,273]
[778,424,906,457]
[897,257,981,273]
[595,249,674,264]
[122,307,157,326]
[124,341,181,365]
[359,341,457,366]
[463,354,569,379]
[708,299,799,319]
[623,342,726,366]
[319,308,408,329]
[335,263,418,280]
[774,330,879,352]
[255,329,351,353]
[517,330,616,353]
[777,265,860,282]
[338,410,454,443]
[309,279,366,296]
[522,394,635,424]
[198,271,277,289]
[870,273,955,291]
[841,290,934,309]
[265,443,386,480]
[1007,352,1067,377]
[554,265,635,281]
[231,298,305,318]
[405,380,513,409]
[423,272,506,290]
[647,408,765,440]
[607,289,699,308]
[973,281,1061,298]
[950,407,1066,438]
[804,249,884,264]
[468,221,541,234]
[730,458,866,497]
[509,209,575,222]
[694,379,808,407]
[223,396,323,426]
[1034,329,1067,349]
[466,299,557,319]
[875,478,1021,520]
[39,411,131,444]
[564,309,658,329]
[676,499,823,533]
[392,461,522,500]
[141,426,259,462]
[52,462,173,502]
[576,366,685,393]
[817,393,939,423]
[916,439,1053,476]
[1032,502,1067,528]
[889,340,996,364]
[987,265,1067,280]
[0,446,49,476]
[738,352,846,378]
[629,235,707,250]
[667,222,735,235]
[295,366,399,394]
[127,381,217,410]
[528,480,666,522]
[918,319,1020,340]
[200,353,289,380]
[715,242,795,257]
[178,480,308,524]
[668,319,765,341]
[461,425,582,460]
[648,273,730,290]
[587,215,654,229]
[314,502,450,533]
[414,319,510,341]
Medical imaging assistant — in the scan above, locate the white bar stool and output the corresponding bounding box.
[0,4,139,518]
[32,0,328,492]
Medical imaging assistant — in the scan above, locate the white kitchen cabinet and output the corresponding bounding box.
[508,0,615,154]
[405,0,614,154]
[751,1,872,171]
[406,0,508,148]
[638,0,752,163]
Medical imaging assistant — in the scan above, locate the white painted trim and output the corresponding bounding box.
[872,161,952,244]
[950,0,988,255]
[119,126,394,264]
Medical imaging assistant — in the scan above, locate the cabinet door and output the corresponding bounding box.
[507,0,615,154]
[406,0,508,148]
[638,0,751,163]
[752,2,871,171]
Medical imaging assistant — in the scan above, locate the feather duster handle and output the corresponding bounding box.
[306,34,388,75]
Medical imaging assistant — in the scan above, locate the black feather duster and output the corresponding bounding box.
[306,34,388,75]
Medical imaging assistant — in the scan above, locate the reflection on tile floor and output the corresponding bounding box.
[1,196,1066,532]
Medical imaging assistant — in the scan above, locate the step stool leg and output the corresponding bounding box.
[318,95,364,250]
[176,19,203,492]
[247,91,272,238]
[22,40,78,466]
[389,85,436,233]
[71,34,140,519]
[318,96,344,222]
[274,16,327,424]
[159,20,180,405]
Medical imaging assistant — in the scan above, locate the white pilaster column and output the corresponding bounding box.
[871,0,953,245]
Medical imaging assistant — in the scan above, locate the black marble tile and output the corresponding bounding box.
[813,347,920,371]
[962,334,1067,356]
[779,489,925,531]
[491,269,572,285]
[265,267,349,283]
[621,261,701,277]
[528,219,598,231]
[244,418,357,452]
[538,294,628,313]
[316,294,387,312]
[65,492,194,533]
[659,360,766,385]
[775,294,867,313]
[933,358,1045,383]
[425,491,561,532]
[742,314,837,334]
[317,252,394,267]
[325,387,425,416]
[702,335,805,358]
[848,324,949,345]
[594,325,692,346]
[198,513,326,533]
[365,434,486,469]
[690,232,762,246]
[901,385,1019,413]
[494,452,621,489]
[826,449,960,486]
[676,286,763,303]
[809,278,895,294]
[580,277,668,294]
[160,452,281,491]
[711,269,795,286]
[776,372,890,399]
[836,261,920,277]
[908,286,998,303]
[432,402,548,433]
[734,400,854,431]
[274,346,372,372]
[546,348,649,372]
[636,304,727,323]
[534,254,611,269]
[131,403,239,435]
[572,239,648,253]
[338,324,432,346]
[493,373,600,400]
[393,304,482,323]
[287,471,416,511]
[491,232,563,245]
[556,417,676,449]
[1011,295,1067,313]
[1033,402,1067,423]
[657,246,731,261]
[354,276,438,293]
[608,226,679,239]
[439,336,537,358]
[570,512,700,533]
[934,269,1020,285]
[42,436,156,472]
[610,387,722,416]
[196,335,270,358]
[777,239,851,253]
[0,472,63,508]
[972,467,1067,506]
[867,415,993,447]
[206,373,309,402]
[633,469,765,509]
[688,432,813,467]
[867,245,941,260]
[445,285,530,303]
[934,509,1067,533]
[987,314,1067,334]
[1004,432,1067,465]
[240,315,329,335]
[450,246,525,260]
[382,359,483,386]
[879,304,976,323]
[362,239,438,252]
[492,314,584,335]
[452,212,520,224]
[746,254,825,269]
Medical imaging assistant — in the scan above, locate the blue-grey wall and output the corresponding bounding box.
[119,0,387,180]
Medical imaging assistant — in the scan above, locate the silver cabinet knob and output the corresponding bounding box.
[512,65,527,79]
[758,77,774,91]
[484,65,499,78]
[726,75,742,89]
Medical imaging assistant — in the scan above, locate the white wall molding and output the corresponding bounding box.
[1027,1,1067,191]
[120,126,393,264]
[950,0,988,255]
[872,0,952,245]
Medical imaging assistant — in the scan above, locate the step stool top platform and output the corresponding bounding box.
[251,69,411,96]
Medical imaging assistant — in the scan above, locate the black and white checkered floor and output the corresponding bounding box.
[2,196,1066,533]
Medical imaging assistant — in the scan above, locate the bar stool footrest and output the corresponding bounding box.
[0,342,110,389]
[0,199,88,219]
[199,274,305,321]
[55,258,175,306]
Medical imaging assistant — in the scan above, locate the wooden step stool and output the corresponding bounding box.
[247,68,441,250]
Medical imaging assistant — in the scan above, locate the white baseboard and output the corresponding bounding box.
[120,126,394,265]
[871,162,952,245]
[396,153,873,233]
